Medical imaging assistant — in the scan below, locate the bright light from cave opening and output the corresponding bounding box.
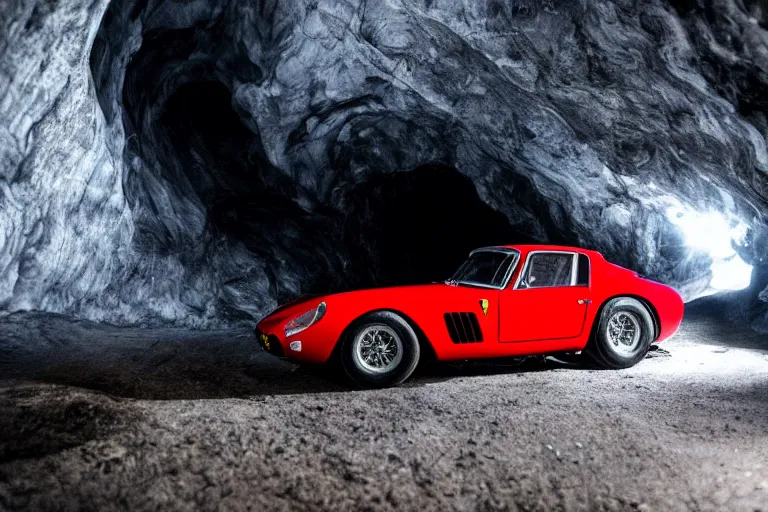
[666,207,752,292]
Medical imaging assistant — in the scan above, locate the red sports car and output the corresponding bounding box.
[255,245,684,387]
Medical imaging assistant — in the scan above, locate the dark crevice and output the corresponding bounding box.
[158,81,296,246]
[342,165,537,287]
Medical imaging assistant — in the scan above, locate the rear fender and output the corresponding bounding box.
[590,294,660,341]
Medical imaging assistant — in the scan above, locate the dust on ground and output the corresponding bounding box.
[0,301,766,511]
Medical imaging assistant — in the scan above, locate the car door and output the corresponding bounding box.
[499,251,590,342]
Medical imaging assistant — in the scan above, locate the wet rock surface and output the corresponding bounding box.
[2,0,768,328]
[1,302,767,510]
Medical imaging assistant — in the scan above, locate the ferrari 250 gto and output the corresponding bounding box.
[255,245,684,387]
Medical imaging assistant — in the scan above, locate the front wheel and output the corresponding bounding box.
[340,311,420,388]
[587,297,655,369]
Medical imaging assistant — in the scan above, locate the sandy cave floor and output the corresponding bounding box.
[0,302,767,511]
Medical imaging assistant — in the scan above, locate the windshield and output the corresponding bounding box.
[449,250,519,288]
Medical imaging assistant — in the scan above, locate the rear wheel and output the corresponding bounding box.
[340,311,420,388]
[587,297,654,369]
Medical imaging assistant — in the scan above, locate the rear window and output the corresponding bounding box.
[576,254,590,286]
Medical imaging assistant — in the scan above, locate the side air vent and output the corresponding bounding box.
[444,312,483,343]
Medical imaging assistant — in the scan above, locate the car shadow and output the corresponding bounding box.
[0,312,606,400]
[1,293,762,400]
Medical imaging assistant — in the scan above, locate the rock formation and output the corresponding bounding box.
[1,0,767,329]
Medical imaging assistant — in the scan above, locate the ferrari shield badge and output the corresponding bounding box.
[479,299,489,316]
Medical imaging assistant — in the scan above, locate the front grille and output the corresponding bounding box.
[444,312,483,343]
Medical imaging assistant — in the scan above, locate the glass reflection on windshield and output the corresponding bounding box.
[449,250,518,288]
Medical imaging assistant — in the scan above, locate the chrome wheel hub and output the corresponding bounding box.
[606,311,641,355]
[353,324,403,373]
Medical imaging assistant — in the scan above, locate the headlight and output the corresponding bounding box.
[284,302,326,337]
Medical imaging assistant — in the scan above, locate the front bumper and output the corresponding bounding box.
[254,309,338,364]
[254,327,285,358]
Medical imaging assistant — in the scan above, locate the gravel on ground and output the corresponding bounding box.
[0,302,767,511]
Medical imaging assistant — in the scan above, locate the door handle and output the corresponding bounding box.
[577,299,592,305]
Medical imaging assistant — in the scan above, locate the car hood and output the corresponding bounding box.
[326,283,449,302]
[260,283,447,323]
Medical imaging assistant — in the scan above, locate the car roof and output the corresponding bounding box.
[475,244,603,257]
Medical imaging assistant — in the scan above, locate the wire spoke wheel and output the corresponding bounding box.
[342,311,421,387]
[589,297,654,370]
[353,324,403,374]
[606,311,641,355]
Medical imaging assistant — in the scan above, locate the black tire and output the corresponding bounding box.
[587,297,655,369]
[340,311,421,388]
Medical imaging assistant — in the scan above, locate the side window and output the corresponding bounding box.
[576,254,590,286]
[520,253,574,289]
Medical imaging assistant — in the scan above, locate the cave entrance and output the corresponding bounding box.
[343,164,535,288]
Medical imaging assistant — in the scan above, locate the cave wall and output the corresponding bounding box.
[1,0,768,329]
